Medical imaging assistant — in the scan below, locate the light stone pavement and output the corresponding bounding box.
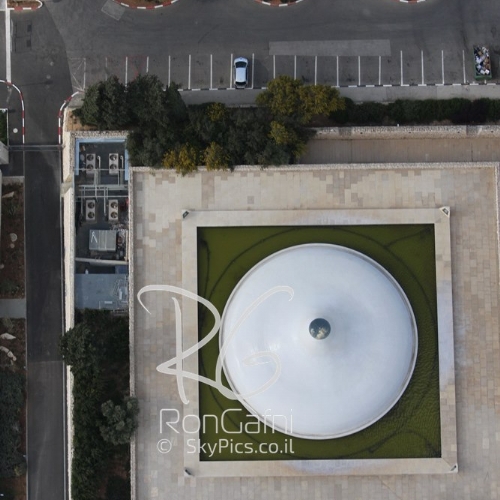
[300,126,500,165]
[131,163,500,499]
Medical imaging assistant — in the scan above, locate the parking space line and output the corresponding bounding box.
[146,56,149,74]
[251,53,255,89]
[462,50,466,83]
[421,51,424,85]
[83,57,86,90]
[358,56,361,86]
[168,55,171,86]
[188,54,191,90]
[230,53,233,88]
[294,55,297,79]
[5,7,11,82]
[273,55,276,79]
[336,56,339,87]
[315,56,317,85]
[125,56,128,85]
[400,51,403,86]
[210,54,213,90]
[378,56,381,86]
[441,50,444,84]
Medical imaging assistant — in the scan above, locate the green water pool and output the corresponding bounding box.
[197,225,441,461]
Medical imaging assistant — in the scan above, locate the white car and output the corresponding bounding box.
[233,57,249,89]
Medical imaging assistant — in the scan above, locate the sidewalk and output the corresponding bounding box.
[300,127,500,164]
[180,82,500,106]
[0,297,26,318]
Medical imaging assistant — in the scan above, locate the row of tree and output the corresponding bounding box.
[73,74,345,173]
[60,310,137,500]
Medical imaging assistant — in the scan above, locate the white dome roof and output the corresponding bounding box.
[220,244,418,439]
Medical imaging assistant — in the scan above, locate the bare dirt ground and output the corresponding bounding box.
[0,318,26,500]
[0,183,25,299]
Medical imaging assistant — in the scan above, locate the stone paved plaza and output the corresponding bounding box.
[131,164,500,499]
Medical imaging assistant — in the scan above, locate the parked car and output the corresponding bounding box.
[233,57,249,89]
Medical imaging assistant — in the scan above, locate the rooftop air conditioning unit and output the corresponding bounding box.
[108,199,119,221]
[109,153,119,175]
[86,199,96,221]
[86,153,96,174]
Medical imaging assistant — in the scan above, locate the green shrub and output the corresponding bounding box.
[106,475,131,500]
[0,371,25,478]
[348,102,387,124]
[330,98,500,126]
[0,110,7,144]
[61,310,132,500]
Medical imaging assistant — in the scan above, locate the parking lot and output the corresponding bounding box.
[69,45,500,93]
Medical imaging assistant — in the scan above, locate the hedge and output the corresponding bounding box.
[0,371,26,478]
[60,310,132,500]
[330,97,500,126]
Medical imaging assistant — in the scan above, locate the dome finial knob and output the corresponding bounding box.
[309,318,331,339]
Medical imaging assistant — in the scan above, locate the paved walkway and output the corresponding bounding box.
[301,135,500,164]
[132,164,500,499]
[180,82,500,106]
[0,297,26,318]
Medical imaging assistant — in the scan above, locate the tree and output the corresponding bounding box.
[269,121,308,159]
[163,144,199,176]
[256,76,303,122]
[204,142,231,171]
[99,397,139,445]
[257,75,345,124]
[126,74,166,129]
[73,76,129,130]
[59,323,99,374]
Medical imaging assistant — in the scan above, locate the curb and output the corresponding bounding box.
[0,80,25,144]
[7,0,43,11]
[114,0,178,9]
[254,0,303,6]
[58,92,82,145]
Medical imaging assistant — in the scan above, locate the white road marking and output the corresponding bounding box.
[188,54,191,90]
[210,54,213,90]
[251,53,255,89]
[4,7,11,82]
[168,55,171,87]
[315,56,317,85]
[358,55,361,86]
[462,49,466,83]
[421,50,424,85]
[378,55,381,86]
[400,50,403,86]
[294,55,297,79]
[441,50,444,85]
[83,57,86,90]
[125,56,128,85]
[273,54,276,79]
[336,56,339,87]
[230,53,233,88]
[146,56,149,74]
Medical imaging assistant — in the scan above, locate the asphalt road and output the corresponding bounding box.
[42,0,500,91]
[23,149,65,500]
[4,6,72,500]
[3,1,500,499]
